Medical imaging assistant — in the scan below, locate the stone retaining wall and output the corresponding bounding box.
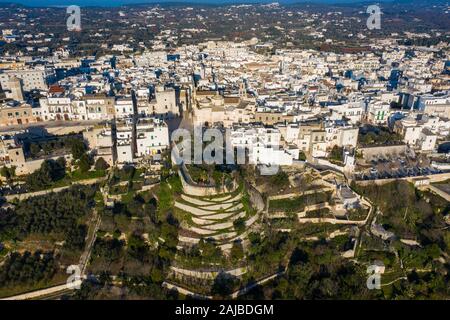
[353,172,450,187]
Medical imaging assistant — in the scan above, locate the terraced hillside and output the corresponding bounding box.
[164,166,264,294]
[175,187,260,252]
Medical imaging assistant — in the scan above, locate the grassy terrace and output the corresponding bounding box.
[185,181,243,201]
[156,175,182,220]
[305,208,333,218]
[269,192,332,213]
[270,217,297,229]
[346,207,370,220]
[293,223,346,238]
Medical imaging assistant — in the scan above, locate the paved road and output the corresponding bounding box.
[163,269,286,300]
[230,270,286,299]
[79,208,102,276]
[1,281,82,300]
[0,120,106,133]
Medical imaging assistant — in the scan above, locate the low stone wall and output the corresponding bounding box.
[172,142,237,197]
[171,266,247,280]
[245,213,260,227]
[4,177,104,202]
[298,217,365,226]
[178,167,218,197]
[162,281,213,300]
[269,192,302,201]
[419,185,450,202]
[268,187,334,201]
[201,202,235,211]
[353,172,450,187]
[201,211,245,221]
[140,182,160,192]
[181,194,214,206]
[314,158,345,173]
[202,221,234,231]
[175,201,235,217]
[246,182,265,213]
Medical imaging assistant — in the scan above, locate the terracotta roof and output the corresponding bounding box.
[48,85,65,94]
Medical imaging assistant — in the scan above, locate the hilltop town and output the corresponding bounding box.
[0,1,449,300]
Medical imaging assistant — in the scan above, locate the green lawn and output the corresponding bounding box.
[69,169,107,181]
[270,192,331,213]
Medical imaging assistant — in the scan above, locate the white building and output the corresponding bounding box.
[394,115,438,151]
[39,97,74,121]
[0,70,47,91]
[114,116,170,164]
[230,125,298,166]
[138,87,180,119]
[135,117,170,157]
[115,97,134,118]
[116,119,134,164]
[367,101,391,125]
[418,93,450,119]
[394,116,423,146]
[418,129,437,152]
[329,101,365,124]
[324,121,359,149]
[83,125,114,165]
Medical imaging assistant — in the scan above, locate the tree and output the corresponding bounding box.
[56,157,67,170]
[270,171,289,188]
[230,240,244,262]
[13,185,96,237]
[0,166,15,182]
[79,154,93,173]
[25,159,65,191]
[29,144,41,157]
[329,146,344,163]
[94,157,109,171]
[0,251,57,287]
[65,225,87,250]
[69,138,87,160]
[198,239,223,262]
[211,273,239,298]
[233,217,247,234]
[298,151,307,161]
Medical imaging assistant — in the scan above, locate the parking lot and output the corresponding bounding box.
[354,154,446,181]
